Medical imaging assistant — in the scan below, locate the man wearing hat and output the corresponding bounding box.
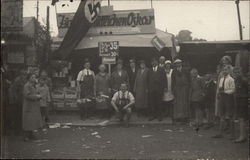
[76,59,96,120]
[159,56,166,69]
[172,59,190,122]
[127,58,137,94]
[147,57,166,121]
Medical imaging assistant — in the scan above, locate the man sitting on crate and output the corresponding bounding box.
[76,59,96,120]
[111,83,135,127]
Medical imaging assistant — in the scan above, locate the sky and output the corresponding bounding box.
[23,0,250,41]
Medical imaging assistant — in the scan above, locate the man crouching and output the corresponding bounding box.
[111,83,135,127]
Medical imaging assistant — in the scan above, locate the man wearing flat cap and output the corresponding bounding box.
[147,57,166,121]
[127,59,137,94]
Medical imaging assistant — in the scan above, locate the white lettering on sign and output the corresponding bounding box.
[99,41,119,57]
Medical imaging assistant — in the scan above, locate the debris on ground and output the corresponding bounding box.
[82,144,90,149]
[163,129,173,132]
[139,150,145,154]
[183,150,189,153]
[106,141,111,144]
[95,135,102,138]
[142,135,153,138]
[91,132,98,135]
[42,128,48,132]
[33,139,48,143]
[41,149,50,153]
[61,125,70,129]
[49,123,60,129]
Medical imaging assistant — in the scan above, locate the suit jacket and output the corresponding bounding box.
[127,67,137,92]
[147,66,166,93]
[110,69,129,92]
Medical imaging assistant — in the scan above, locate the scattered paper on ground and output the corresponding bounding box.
[164,129,173,132]
[142,135,153,138]
[61,125,70,129]
[98,120,109,126]
[49,123,60,129]
[41,149,50,153]
[95,135,102,138]
[91,132,98,135]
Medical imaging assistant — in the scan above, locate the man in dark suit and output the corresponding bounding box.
[127,59,137,94]
[148,58,166,121]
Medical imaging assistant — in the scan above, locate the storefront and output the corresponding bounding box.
[51,6,176,110]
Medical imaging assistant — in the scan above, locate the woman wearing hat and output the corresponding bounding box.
[76,59,96,120]
[172,59,190,122]
[134,60,149,117]
[162,60,174,120]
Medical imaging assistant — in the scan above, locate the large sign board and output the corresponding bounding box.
[1,0,23,31]
[57,8,155,37]
[98,41,119,57]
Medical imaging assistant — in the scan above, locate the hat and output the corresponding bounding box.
[138,60,146,64]
[165,60,172,64]
[221,55,232,64]
[84,58,90,64]
[129,59,135,63]
[173,59,182,64]
[117,58,123,64]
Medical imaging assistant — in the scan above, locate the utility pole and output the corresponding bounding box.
[46,6,51,66]
[108,0,110,6]
[235,0,243,40]
[151,0,153,9]
[36,0,39,20]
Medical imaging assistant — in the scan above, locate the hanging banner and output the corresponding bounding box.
[57,8,155,37]
[58,0,102,59]
[1,0,23,31]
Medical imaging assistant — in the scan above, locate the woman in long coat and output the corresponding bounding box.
[23,73,43,141]
[134,60,149,116]
[172,59,190,122]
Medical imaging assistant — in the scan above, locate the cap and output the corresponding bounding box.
[165,60,172,64]
[173,59,182,64]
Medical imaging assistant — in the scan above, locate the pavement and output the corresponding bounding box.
[48,111,173,127]
[2,124,248,159]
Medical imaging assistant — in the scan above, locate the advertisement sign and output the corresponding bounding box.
[57,8,155,37]
[151,36,166,52]
[99,41,119,57]
[102,57,116,64]
[1,0,23,31]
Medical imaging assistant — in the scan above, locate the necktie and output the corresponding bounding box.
[222,77,226,92]
[87,70,89,76]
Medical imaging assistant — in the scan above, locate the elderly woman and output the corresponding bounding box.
[95,64,111,118]
[22,73,43,141]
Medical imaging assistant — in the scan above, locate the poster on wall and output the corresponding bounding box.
[1,0,23,31]
[98,41,119,57]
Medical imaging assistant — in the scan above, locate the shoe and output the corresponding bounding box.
[212,134,223,138]
[234,138,246,143]
[148,117,156,121]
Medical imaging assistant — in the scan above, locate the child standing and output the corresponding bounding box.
[212,65,235,139]
[203,73,216,129]
[37,78,51,125]
[111,83,135,127]
[190,68,205,128]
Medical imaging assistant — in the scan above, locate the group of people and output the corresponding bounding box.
[5,69,52,141]
[76,53,248,143]
[2,51,248,142]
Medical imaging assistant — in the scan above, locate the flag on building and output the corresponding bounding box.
[51,0,59,6]
[57,0,102,59]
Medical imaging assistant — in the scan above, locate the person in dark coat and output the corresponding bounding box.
[147,58,166,121]
[22,73,43,141]
[110,61,129,94]
[172,59,190,123]
[127,59,137,94]
[9,68,27,135]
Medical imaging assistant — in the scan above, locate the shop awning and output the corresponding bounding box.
[75,29,173,49]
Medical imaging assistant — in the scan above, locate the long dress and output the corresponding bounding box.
[22,82,43,131]
[134,68,149,109]
[172,68,190,119]
[95,72,111,109]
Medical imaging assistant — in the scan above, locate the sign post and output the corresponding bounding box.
[98,41,119,75]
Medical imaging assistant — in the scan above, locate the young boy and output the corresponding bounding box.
[190,68,205,128]
[212,65,235,138]
[111,83,135,127]
[37,78,51,124]
[203,73,216,129]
